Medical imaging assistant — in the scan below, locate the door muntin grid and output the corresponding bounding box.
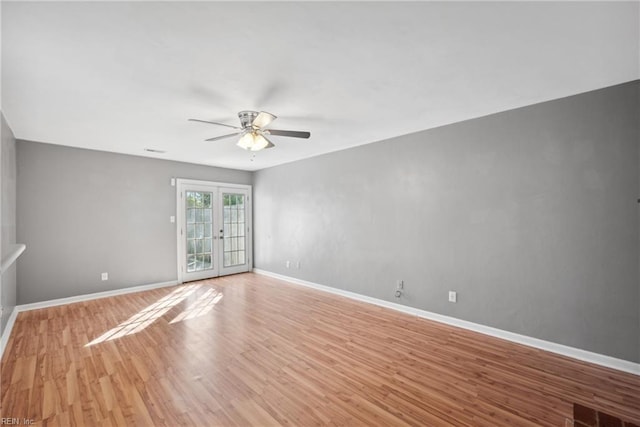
[223,193,246,267]
[186,191,213,272]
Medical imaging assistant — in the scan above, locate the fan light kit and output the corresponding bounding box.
[189,110,311,151]
[237,132,270,151]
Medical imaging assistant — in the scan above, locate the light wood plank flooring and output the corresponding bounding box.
[2,273,639,426]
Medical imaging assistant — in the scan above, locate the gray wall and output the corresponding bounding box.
[1,114,18,336]
[17,142,251,304]
[253,81,640,362]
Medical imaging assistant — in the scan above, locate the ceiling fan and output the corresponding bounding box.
[189,111,311,151]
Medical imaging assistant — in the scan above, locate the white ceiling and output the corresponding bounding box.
[2,2,639,171]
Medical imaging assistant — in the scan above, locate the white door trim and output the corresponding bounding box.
[176,179,252,283]
[176,179,251,189]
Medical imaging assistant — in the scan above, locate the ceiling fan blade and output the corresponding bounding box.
[263,138,275,149]
[188,118,241,130]
[252,111,277,129]
[266,129,311,139]
[205,132,241,142]
[251,134,275,151]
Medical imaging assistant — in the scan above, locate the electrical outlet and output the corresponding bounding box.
[295,261,300,269]
[101,272,108,281]
[397,280,404,290]
[286,260,290,268]
[170,216,175,223]
[448,291,457,303]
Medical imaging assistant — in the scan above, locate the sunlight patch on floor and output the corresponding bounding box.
[85,284,201,346]
[169,288,223,324]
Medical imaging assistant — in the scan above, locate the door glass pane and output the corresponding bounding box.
[185,190,214,272]
[187,255,196,272]
[222,192,246,267]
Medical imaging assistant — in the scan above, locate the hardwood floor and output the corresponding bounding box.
[1,273,639,426]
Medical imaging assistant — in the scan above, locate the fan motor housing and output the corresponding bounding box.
[238,111,259,128]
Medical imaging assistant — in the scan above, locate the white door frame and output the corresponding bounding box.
[176,179,252,283]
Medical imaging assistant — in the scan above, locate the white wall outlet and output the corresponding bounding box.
[101,272,109,281]
[170,216,175,223]
[286,260,290,268]
[397,280,404,289]
[448,291,457,303]
[295,261,300,269]
[170,178,175,186]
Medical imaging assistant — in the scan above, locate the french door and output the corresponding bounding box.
[176,179,252,283]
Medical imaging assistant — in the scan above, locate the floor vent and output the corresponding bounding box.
[572,403,639,427]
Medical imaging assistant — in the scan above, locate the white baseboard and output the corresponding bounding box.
[253,268,640,376]
[15,280,179,312]
[0,307,19,359]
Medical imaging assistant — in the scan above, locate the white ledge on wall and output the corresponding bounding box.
[0,244,26,274]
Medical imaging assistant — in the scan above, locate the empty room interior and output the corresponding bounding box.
[1,1,639,426]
